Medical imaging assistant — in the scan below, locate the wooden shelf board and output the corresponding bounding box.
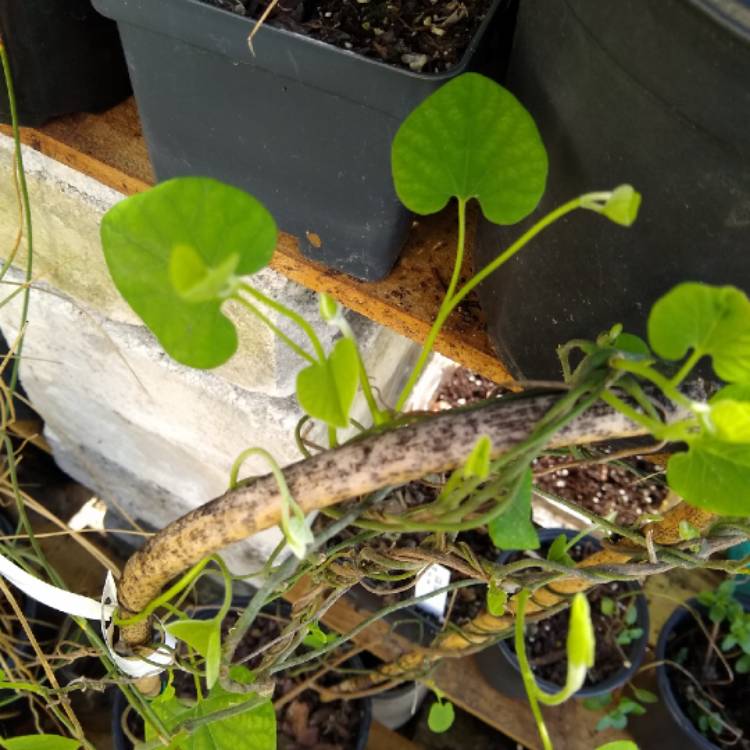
[1,99,513,384]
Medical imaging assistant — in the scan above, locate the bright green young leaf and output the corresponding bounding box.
[667,439,750,515]
[391,73,547,224]
[596,742,640,750]
[614,332,651,357]
[712,384,750,404]
[488,469,539,550]
[102,177,277,369]
[487,581,508,616]
[600,597,615,616]
[711,400,750,443]
[169,244,240,303]
[146,679,276,750]
[464,435,492,479]
[599,185,641,227]
[568,593,595,671]
[319,292,339,322]
[547,534,575,567]
[296,337,359,428]
[583,692,613,711]
[428,699,455,733]
[632,687,658,704]
[0,738,80,750]
[678,519,700,541]
[303,620,335,649]
[647,283,750,383]
[165,618,222,689]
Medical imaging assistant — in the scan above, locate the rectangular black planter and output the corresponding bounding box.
[92,0,508,280]
[0,0,131,127]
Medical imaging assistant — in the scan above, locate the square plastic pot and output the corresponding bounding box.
[92,0,510,280]
[0,0,131,126]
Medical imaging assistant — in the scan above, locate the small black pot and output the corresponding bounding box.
[0,0,131,126]
[654,597,750,750]
[91,0,512,280]
[475,0,750,379]
[478,529,649,700]
[111,598,372,750]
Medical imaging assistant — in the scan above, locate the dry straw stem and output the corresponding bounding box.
[119,393,671,645]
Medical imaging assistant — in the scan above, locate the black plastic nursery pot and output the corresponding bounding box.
[478,529,649,700]
[91,0,512,281]
[475,0,750,379]
[652,597,750,750]
[0,0,131,127]
[112,598,372,750]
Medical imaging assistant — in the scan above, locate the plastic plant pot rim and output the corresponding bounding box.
[654,596,750,750]
[92,0,505,83]
[496,528,650,698]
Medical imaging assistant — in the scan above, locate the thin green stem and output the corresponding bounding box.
[611,358,693,409]
[234,296,316,365]
[600,391,665,435]
[670,349,703,388]
[0,40,33,392]
[514,589,553,750]
[335,315,386,425]
[115,557,213,626]
[395,198,467,411]
[237,282,325,362]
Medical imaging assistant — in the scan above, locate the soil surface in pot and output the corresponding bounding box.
[507,539,644,688]
[202,0,495,73]
[534,454,669,527]
[664,610,750,749]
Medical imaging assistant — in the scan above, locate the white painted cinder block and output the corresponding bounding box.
[0,136,418,571]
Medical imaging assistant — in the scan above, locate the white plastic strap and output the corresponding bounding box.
[0,552,176,678]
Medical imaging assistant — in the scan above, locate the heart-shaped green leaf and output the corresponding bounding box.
[648,283,750,383]
[296,337,359,428]
[428,700,455,734]
[147,673,276,750]
[667,438,750,515]
[599,185,641,227]
[392,73,547,224]
[165,617,222,689]
[488,468,539,550]
[102,177,277,369]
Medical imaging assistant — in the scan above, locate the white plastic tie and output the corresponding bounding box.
[0,552,176,678]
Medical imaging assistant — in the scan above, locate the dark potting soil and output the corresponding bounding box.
[201,0,495,73]
[506,540,642,688]
[171,607,365,750]
[429,366,501,410]
[534,455,669,527]
[664,612,750,749]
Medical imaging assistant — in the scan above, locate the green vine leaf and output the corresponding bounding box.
[488,468,539,550]
[486,581,508,616]
[102,177,277,369]
[647,283,750,383]
[165,618,222,689]
[146,674,276,750]
[667,438,750,515]
[463,435,492,479]
[296,337,359,428]
[598,185,641,227]
[391,72,547,224]
[0,738,80,750]
[595,742,640,750]
[428,699,455,733]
